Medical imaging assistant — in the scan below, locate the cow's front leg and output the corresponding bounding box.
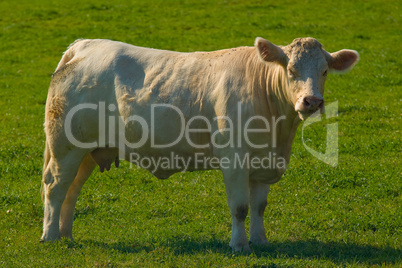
[249,180,270,246]
[222,167,250,252]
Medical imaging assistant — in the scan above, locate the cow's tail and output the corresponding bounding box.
[41,140,51,203]
[54,39,85,72]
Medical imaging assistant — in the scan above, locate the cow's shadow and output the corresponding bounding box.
[78,238,401,266]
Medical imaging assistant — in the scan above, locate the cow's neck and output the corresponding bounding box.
[246,51,301,163]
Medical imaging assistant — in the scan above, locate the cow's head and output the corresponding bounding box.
[255,37,359,120]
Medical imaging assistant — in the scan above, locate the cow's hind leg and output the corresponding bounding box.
[249,181,270,246]
[59,154,96,239]
[41,150,86,242]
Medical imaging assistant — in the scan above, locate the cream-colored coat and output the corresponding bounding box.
[41,37,359,252]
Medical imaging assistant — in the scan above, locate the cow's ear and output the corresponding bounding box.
[327,49,359,73]
[255,37,287,67]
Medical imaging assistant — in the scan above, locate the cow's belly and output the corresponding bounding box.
[122,145,216,179]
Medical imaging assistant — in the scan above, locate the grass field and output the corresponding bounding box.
[0,0,401,266]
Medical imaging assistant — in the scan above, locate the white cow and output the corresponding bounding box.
[41,37,359,252]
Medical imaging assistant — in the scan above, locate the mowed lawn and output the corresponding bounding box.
[0,0,400,267]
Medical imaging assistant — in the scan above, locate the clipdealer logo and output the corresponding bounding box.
[63,101,339,170]
[302,101,339,167]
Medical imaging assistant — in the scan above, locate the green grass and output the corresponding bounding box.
[0,0,401,266]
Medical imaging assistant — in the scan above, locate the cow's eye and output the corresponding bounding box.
[288,69,297,78]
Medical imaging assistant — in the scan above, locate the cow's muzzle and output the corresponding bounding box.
[295,96,324,120]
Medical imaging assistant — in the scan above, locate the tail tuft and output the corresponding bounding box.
[41,141,51,203]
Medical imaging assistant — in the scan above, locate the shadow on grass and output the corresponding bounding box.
[79,238,401,265]
[258,240,401,265]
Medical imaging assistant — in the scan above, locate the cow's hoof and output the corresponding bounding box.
[59,230,73,240]
[231,243,251,254]
[249,239,269,246]
[250,240,269,246]
[40,235,47,242]
[40,233,60,242]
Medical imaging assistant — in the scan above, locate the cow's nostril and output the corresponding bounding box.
[303,98,310,107]
[318,100,324,109]
[303,97,324,111]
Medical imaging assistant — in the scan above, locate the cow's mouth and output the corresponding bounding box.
[297,107,324,121]
[297,111,315,120]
